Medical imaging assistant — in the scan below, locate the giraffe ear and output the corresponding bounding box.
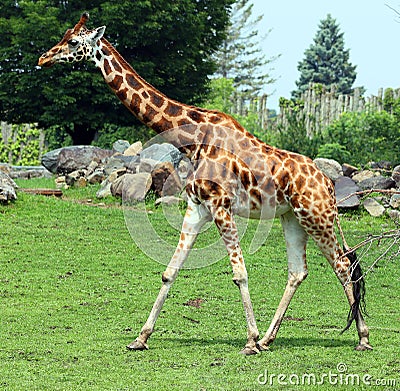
[89,26,106,43]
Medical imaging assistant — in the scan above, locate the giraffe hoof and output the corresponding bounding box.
[240,346,260,355]
[126,339,148,351]
[355,343,373,351]
[256,342,270,352]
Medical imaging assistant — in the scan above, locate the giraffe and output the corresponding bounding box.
[38,13,372,354]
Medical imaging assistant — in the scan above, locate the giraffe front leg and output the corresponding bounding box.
[127,200,211,351]
[212,206,259,355]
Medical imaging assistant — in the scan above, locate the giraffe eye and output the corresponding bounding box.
[68,39,79,47]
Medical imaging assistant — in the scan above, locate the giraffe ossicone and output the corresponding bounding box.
[38,13,372,354]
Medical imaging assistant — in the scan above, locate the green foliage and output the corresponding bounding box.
[316,143,351,163]
[0,124,43,165]
[325,110,400,166]
[293,14,357,98]
[0,0,234,145]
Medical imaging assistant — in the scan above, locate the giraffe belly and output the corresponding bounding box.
[232,196,290,220]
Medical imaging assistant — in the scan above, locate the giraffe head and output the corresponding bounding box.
[38,13,105,67]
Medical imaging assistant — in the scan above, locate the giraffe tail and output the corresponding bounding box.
[336,216,367,333]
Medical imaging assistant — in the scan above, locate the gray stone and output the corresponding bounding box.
[140,143,182,168]
[0,171,18,203]
[0,163,11,174]
[139,158,158,173]
[363,198,385,217]
[123,141,143,156]
[151,161,182,197]
[358,176,396,190]
[389,193,400,209]
[87,169,106,184]
[388,209,400,221]
[112,140,131,154]
[155,196,183,206]
[342,163,358,177]
[48,146,112,174]
[96,181,112,199]
[313,158,343,181]
[392,165,400,187]
[352,170,375,183]
[121,173,152,202]
[335,176,360,208]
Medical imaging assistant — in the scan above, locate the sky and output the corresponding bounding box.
[250,0,400,111]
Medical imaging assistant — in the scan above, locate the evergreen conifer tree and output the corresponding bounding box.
[292,14,356,99]
[214,0,278,99]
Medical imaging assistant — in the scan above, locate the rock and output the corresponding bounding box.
[9,166,53,179]
[392,165,400,187]
[335,176,360,208]
[54,146,112,174]
[313,158,343,181]
[151,161,183,197]
[75,177,87,188]
[96,181,112,199]
[41,147,63,173]
[155,196,183,206]
[104,155,138,175]
[352,170,375,183]
[55,176,67,189]
[113,140,131,154]
[123,141,143,156]
[66,169,86,186]
[110,175,125,197]
[140,143,182,168]
[86,160,99,175]
[121,173,152,202]
[388,209,400,221]
[0,171,18,203]
[390,193,400,209]
[139,158,158,173]
[107,167,127,183]
[358,176,396,191]
[342,163,358,177]
[86,169,106,184]
[363,198,385,217]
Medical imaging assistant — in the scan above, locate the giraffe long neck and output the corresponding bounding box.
[92,38,202,154]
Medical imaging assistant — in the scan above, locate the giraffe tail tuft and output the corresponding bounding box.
[341,248,367,333]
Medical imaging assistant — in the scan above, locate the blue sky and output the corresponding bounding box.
[250,0,399,110]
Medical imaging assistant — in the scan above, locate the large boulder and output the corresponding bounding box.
[313,158,343,181]
[335,176,360,208]
[358,175,396,191]
[41,146,113,174]
[151,161,183,197]
[140,143,182,168]
[120,173,152,202]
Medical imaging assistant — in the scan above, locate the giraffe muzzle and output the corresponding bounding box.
[38,53,55,68]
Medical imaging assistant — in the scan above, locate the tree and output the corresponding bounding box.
[292,14,357,99]
[0,0,234,145]
[213,0,278,99]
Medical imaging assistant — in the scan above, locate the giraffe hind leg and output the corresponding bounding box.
[309,226,372,351]
[258,210,308,350]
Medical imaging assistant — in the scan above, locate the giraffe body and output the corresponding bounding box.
[39,14,372,354]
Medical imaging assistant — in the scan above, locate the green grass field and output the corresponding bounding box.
[0,179,399,390]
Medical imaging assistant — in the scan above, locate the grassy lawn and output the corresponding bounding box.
[0,179,399,390]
